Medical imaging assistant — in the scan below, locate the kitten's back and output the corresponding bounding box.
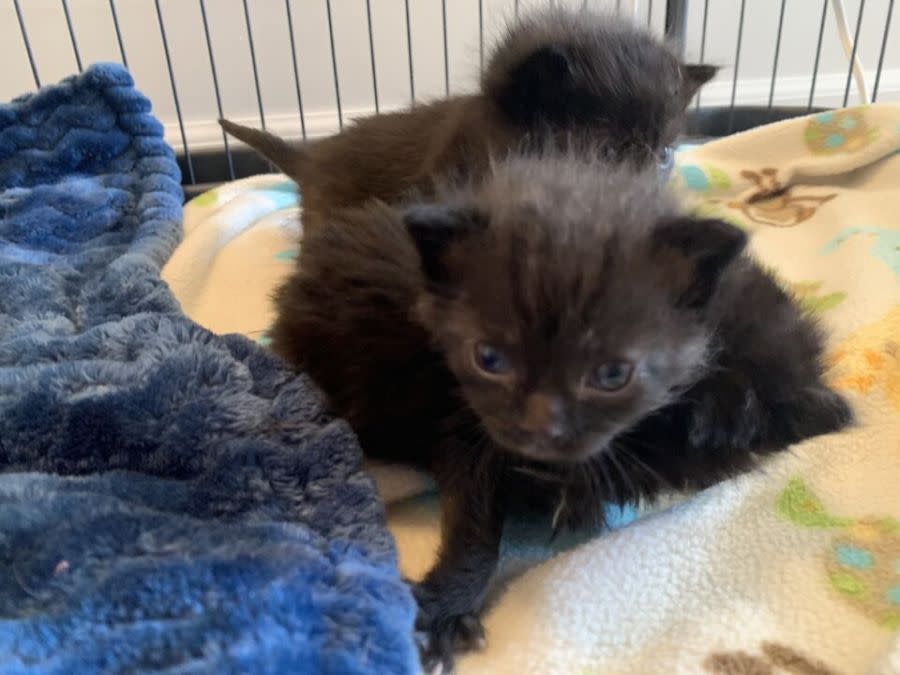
[295,97,506,228]
[270,203,455,466]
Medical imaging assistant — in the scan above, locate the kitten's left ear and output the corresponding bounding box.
[653,217,747,308]
[488,45,576,125]
[404,204,486,286]
[680,63,719,106]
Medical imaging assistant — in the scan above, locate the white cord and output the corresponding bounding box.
[829,0,869,104]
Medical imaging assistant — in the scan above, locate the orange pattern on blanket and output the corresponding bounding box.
[704,641,842,675]
[826,306,900,410]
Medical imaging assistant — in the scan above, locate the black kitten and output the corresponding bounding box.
[270,153,852,672]
[220,9,715,228]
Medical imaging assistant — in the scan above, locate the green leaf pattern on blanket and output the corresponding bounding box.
[761,270,847,316]
[675,164,753,231]
[792,282,846,314]
[801,292,846,314]
[821,226,900,278]
[777,478,900,630]
[677,163,731,193]
[777,478,852,528]
[190,188,219,207]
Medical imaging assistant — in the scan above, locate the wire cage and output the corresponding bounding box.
[3,0,897,199]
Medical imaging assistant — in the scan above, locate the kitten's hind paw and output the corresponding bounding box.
[415,612,486,674]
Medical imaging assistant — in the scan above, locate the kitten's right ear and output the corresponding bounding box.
[404,205,486,285]
[680,64,719,106]
[653,217,747,308]
[219,119,307,183]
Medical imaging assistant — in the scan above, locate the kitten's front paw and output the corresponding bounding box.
[413,586,486,674]
[415,613,485,674]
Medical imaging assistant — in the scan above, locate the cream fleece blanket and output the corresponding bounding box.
[162,105,900,675]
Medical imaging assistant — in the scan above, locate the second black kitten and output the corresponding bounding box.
[221,9,715,229]
[271,153,852,672]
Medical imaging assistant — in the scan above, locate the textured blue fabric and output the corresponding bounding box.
[0,64,416,675]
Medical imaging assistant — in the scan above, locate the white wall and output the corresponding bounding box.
[2,0,898,154]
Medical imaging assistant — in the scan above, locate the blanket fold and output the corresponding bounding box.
[0,64,416,675]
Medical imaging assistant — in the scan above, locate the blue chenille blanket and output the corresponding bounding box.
[0,65,417,674]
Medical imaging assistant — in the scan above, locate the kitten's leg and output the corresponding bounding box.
[414,478,502,673]
[626,371,852,496]
[687,372,852,455]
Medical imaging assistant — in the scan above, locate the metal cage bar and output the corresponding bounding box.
[325,0,344,129]
[108,0,128,69]
[365,0,380,113]
[872,0,895,102]
[154,0,195,185]
[694,0,710,110]
[842,0,866,107]
[61,0,82,74]
[241,0,266,130]
[13,0,40,89]
[664,0,688,55]
[242,0,274,172]
[285,0,308,138]
[727,0,748,134]
[767,0,787,108]
[442,0,450,96]
[808,0,829,110]
[405,0,415,103]
[199,0,234,181]
[479,0,484,73]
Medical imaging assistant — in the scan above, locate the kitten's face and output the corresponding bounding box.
[422,299,708,463]
[405,177,746,464]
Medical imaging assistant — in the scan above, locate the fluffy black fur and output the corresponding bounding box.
[482,9,716,156]
[271,154,852,672]
[220,9,716,229]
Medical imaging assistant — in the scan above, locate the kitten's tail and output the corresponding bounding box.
[218,119,308,182]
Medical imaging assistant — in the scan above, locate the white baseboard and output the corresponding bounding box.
[698,68,900,109]
[166,68,900,153]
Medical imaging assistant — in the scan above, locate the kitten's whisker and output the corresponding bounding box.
[607,448,638,504]
[593,455,618,504]
[614,442,672,491]
[581,460,609,529]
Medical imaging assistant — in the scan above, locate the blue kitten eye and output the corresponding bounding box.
[657,146,675,181]
[588,360,634,392]
[473,342,512,376]
[658,146,674,167]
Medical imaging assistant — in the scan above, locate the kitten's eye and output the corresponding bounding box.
[587,360,634,392]
[657,146,675,171]
[473,342,512,376]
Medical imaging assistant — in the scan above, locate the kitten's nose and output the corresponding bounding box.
[520,393,566,439]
